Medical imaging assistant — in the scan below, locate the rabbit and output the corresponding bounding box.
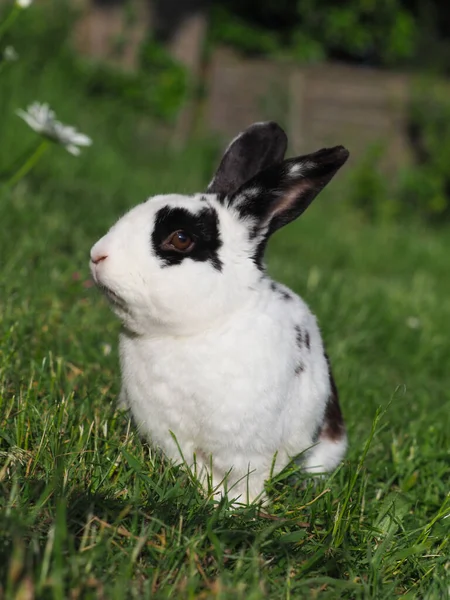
[89,121,349,504]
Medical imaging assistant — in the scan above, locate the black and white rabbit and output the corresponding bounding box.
[90,122,349,503]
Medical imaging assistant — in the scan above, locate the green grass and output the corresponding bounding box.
[1,157,449,599]
[1,7,450,598]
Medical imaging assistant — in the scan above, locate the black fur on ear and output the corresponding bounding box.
[228,145,349,268]
[207,121,288,200]
[231,145,349,235]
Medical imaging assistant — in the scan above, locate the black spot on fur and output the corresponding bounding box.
[294,325,305,376]
[152,206,223,271]
[320,353,346,441]
[248,223,260,240]
[269,281,292,301]
[295,325,303,350]
[295,362,304,375]
[252,239,267,270]
[305,331,310,350]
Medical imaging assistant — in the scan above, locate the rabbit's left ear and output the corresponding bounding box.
[207,121,287,198]
[230,146,349,237]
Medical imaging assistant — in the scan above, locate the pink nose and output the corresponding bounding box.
[91,253,108,265]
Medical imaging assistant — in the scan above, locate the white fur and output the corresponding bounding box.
[289,163,304,175]
[303,436,348,474]
[90,193,346,504]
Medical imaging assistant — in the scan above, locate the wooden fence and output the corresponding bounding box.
[206,48,413,171]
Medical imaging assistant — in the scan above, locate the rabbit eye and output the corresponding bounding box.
[165,230,194,252]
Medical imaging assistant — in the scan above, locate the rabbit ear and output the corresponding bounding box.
[231,146,349,238]
[207,121,288,198]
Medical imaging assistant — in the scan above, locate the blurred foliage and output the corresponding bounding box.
[398,86,450,221]
[346,145,392,223]
[0,1,187,123]
[347,84,450,224]
[209,7,281,57]
[76,39,188,121]
[210,0,450,70]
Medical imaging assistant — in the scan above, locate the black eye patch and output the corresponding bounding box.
[151,206,223,271]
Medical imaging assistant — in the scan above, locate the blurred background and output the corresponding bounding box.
[2,0,450,223]
[1,7,449,596]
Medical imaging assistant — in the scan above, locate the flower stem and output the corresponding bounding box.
[6,140,49,187]
[0,142,38,178]
[0,6,20,43]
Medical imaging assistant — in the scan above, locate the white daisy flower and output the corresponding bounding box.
[16,0,33,7]
[3,46,18,62]
[16,102,92,156]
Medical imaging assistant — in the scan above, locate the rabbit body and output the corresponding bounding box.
[90,122,349,503]
[119,276,339,502]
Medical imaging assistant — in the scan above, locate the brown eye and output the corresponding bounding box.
[167,230,194,252]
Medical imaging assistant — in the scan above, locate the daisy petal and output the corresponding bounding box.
[65,144,81,156]
[69,132,92,147]
[16,109,43,133]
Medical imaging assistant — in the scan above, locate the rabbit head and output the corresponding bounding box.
[90,122,349,335]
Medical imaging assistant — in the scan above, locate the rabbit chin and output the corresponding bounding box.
[99,291,157,335]
[95,276,243,337]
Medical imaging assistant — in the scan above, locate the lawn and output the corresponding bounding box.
[1,13,449,599]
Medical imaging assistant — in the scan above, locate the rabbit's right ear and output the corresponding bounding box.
[207,122,288,198]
